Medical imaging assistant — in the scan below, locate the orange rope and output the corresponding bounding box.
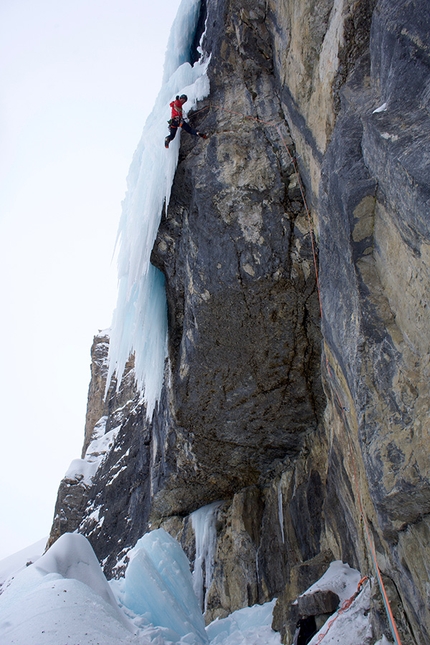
[326,361,403,645]
[314,577,369,643]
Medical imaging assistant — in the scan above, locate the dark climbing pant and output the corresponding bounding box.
[166,118,199,144]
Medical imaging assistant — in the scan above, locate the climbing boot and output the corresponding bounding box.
[164,137,170,149]
[197,132,208,139]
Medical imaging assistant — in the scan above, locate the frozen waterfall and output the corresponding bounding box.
[106,0,210,417]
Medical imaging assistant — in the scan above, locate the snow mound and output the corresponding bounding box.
[0,537,46,594]
[206,600,281,645]
[0,534,142,645]
[297,561,374,645]
[34,532,127,624]
[300,560,362,603]
[308,579,372,645]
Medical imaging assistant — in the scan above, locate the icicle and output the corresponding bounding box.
[105,0,211,417]
[278,480,285,544]
[190,502,221,612]
[256,546,261,585]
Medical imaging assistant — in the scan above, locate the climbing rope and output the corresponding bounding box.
[327,361,403,645]
[193,100,403,643]
[314,576,369,643]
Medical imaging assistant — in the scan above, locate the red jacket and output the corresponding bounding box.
[170,99,184,119]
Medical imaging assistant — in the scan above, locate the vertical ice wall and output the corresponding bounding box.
[106,0,210,416]
[191,502,221,612]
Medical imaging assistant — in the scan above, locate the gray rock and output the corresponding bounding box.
[297,589,340,617]
[47,2,430,643]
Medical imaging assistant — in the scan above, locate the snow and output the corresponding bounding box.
[191,502,221,612]
[299,560,362,603]
[0,533,142,645]
[373,102,387,113]
[206,601,281,645]
[35,532,130,628]
[307,580,372,645]
[0,574,145,645]
[106,0,210,417]
[297,561,374,645]
[64,417,120,485]
[0,537,46,593]
[0,533,385,645]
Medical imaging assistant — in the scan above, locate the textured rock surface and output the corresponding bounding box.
[150,0,323,517]
[48,334,152,575]
[48,0,429,643]
[297,589,339,617]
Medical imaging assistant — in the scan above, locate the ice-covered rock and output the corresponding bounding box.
[299,561,362,604]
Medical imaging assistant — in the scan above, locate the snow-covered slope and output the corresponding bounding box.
[0,538,46,594]
[0,531,386,645]
[0,531,282,645]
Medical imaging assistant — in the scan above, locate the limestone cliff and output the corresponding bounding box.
[49,1,430,643]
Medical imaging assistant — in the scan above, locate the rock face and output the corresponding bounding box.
[150,0,324,518]
[49,1,429,643]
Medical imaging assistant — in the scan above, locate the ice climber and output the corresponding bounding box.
[165,94,208,148]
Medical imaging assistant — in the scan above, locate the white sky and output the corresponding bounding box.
[0,0,181,560]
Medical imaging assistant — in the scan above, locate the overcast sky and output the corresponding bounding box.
[0,0,181,560]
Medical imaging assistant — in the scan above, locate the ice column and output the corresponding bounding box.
[191,501,221,612]
[105,0,210,418]
[278,481,285,544]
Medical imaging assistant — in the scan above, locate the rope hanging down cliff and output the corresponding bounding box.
[194,101,403,645]
[276,116,403,645]
[313,576,369,644]
[276,111,403,645]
